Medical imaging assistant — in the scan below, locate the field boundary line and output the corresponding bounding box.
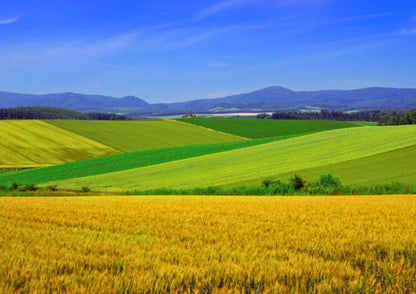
[168,119,250,140]
[43,120,124,153]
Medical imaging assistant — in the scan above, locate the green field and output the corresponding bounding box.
[0,120,118,168]
[45,125,416,192]
[48,120,243,152]
[0,134,304,186]
[179,118,360,138]
[234,145,416,186]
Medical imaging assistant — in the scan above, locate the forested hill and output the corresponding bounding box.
[0,107,134,120]
[1,86,416,115]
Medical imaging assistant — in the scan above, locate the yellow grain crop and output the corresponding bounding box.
[0,195,415,293]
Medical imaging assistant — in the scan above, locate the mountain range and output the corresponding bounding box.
[1,86,415,115]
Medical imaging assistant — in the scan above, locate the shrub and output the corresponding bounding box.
[81,186,90,192]
[11,183,19,191]
[289,174,306,190]
[24,184,38,191]
[47,185,58,192]
[315,173,342,187]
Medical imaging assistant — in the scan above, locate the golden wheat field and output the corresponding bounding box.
[0,195,415,293]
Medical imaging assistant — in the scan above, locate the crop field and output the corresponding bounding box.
[0,195,415,293]
[235,145,416,187]
[48,120,243,152]
[46,125,416,192]
[0,134,302,186]
[179,118,360,138]
[0,120,118,168]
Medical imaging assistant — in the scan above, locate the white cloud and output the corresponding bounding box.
[0,23,264,67]
[195,0,251,20]
[0,15,20,25]
[400,28,416,36]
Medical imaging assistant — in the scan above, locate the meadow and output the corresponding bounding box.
[45,125,416,192]
[0,134,303,186]
[0,120,118,168]
[0,196,415,293]
[179,118,360,138]
[48,120,243,152]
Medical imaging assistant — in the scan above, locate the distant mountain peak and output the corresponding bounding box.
[0,86,415,114]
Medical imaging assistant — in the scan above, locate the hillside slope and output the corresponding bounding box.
[45,125,416,191]
[0,120,118,168]
[233,145,416,186]
[0,134,304,186]
[48,120,243,152]
[179,118,359,138]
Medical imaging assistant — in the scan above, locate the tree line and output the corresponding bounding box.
[257,109,416,125]
[0,106,135,120]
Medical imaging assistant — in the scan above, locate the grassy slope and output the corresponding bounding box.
[48,120,243,152]
[46,125,416,191]
[232,145,416,186]
[0,134,305,186]
[0,120,118,168]
[179,118,360,138]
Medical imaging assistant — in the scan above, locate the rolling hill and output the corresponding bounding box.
[179,118,360,139]
[1,86,416,114]
[0,134,303,186]
[47,120,243,152]
[0,120,119,168]
[43,125,416,191]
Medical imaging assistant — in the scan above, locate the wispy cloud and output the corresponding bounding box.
[1,22,265,67]
[195,0,251,20]
[400,27,416,36]
[0,15,20,25]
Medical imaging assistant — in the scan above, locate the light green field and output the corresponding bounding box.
[0,134,302,186]
[179,118,360,138]
[0,120,118,168]
[233,145,416,186]
[48,120,243,152]
[46,125,416,191]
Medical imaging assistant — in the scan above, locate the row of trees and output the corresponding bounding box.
[378,109,416,125]
[257,109,416,124]
[0,106,135,120]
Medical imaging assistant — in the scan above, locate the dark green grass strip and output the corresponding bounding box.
[179,118,360,139]
[0,133,307,186]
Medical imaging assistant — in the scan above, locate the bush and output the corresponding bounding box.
[47,185,58,192]
[24,184,38,191]
[315,173,342,187]
[81,186,90,192]
[11,183,19,191]
[289,174,306,190]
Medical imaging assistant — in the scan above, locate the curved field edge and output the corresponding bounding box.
[0,134,306,186]
[46,125,416,192]
[0,120,118,168]
[1,196,415,292]
[231,145,416,187]
[47,120,243,152]
[178,118,361,138]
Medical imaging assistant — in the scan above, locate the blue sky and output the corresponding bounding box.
[0,0,415,102]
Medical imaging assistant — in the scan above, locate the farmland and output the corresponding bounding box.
[48,120,243,152]
[0,134,302,186]
[45,125,416,192]
[235,145,416,187]
[179,118,360,138]
[0,195,415,293]
[0,120,118,168]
